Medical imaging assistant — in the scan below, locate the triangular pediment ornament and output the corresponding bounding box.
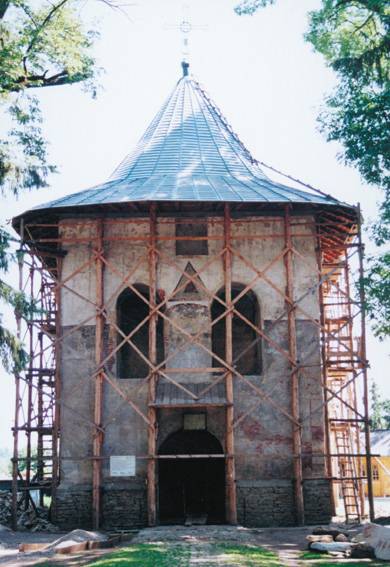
[173,262,205,301]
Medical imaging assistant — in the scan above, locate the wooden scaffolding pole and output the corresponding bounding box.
[316,242,336,517]
[12,233,24,530]
[147,204,158,526]
[224,204,237,524]
[357,205,375,522]
[51,257,62,522]
[284,205,304,525]
[92,219,105,529]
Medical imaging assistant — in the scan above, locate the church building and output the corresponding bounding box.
[13,63,364,528]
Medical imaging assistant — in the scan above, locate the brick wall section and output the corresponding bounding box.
[55,489,92,529]
[102,488,147,529]
[237,482,295,527]
[54,480,331,528]
[303,480,332,525]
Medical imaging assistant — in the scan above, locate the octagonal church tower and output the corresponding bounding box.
[13,63,361,529]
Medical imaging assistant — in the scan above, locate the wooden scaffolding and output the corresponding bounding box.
[11,202,375,528]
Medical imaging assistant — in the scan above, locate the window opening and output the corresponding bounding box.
[176,220,208,256]
[116,285,164,378]
[211,285,261,375]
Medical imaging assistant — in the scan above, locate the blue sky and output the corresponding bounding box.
[0,0,388,448]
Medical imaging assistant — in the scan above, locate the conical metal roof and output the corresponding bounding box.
[35,68,342,209]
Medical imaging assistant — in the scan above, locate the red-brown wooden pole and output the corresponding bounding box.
[284,205,305,525]
[12,226,24,529]
[51,257,62,522]
[316,239,336,517]
[357,205,375,522]
[92,219,105,529]
[147,203,158,526]
[25,261,34,510]
[224,204,237,524]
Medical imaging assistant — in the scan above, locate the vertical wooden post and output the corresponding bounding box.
[92,219,105,529]
[316,237,336,516]
[357,205,375,522]
[284,205,305,525]
[147,203,158,526]
[344,256,365,518]
[224,204,237,524]
[12,227,24,530]
[51,257,62,522]
[25,262,34,510]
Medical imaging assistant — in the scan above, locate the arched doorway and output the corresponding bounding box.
[158,430,225,524]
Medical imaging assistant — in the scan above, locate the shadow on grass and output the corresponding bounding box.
[34,544,189,567]
[210,543,281,566]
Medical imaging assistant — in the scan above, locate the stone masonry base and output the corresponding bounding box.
[54,479,331,529]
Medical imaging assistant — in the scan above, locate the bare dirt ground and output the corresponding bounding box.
[133,525,313,565]
[0,525,314,567]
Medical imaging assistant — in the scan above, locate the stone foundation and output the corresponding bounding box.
[303,479,332,524]
[237,481,295,526]
[54,479,331,529]
[102,487,147,529]
[55,488,92,530]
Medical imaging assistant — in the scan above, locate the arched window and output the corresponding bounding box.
[211,285,261,375]
[116,285,164,379]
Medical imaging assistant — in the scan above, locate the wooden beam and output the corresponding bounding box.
[357,207,375,522]
[51,257,62,522]
[316,240,336,517]
[147,204,157,526]
[92,219,105,529]
[284,205,305,525]
[224,204,237,524]
[12,244,24,530]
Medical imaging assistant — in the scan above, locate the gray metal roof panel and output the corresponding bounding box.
[32,73,345,211]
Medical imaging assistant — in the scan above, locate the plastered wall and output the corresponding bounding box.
[56,213,328,526]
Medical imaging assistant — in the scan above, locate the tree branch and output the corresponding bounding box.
[22,0,69,75]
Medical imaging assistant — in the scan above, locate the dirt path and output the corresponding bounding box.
[0,524,310,566]
[0,525,319,566]
[133,525,311,566]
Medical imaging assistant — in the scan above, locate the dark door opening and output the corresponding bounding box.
[158,430,225,524]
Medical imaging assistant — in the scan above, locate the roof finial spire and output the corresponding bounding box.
[182,60,189,77]
[164,5,207,77]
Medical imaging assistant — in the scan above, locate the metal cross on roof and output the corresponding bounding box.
[164,4,207,69]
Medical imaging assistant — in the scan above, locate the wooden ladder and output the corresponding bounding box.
[335,427,360,523]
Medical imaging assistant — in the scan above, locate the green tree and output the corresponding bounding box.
[235,0,390,339]
[0,0,99,371]
[370,381,390,430]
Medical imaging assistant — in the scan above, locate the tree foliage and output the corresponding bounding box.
[0,0,98,192]
[371,381,390,430]
[235,0,390,339]
[0,0,98,372]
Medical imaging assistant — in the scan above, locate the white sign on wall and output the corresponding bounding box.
[110,455,136,477]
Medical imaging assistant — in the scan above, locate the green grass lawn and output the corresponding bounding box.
[84,543,189,566]
[80,542,281,566]
[212,543,281,566]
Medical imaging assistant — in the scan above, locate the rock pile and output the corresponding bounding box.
[0,491,12,526]
[0,491,58,532]
[307,526,375,559]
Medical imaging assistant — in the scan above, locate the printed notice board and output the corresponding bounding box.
[110,455,136,477]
